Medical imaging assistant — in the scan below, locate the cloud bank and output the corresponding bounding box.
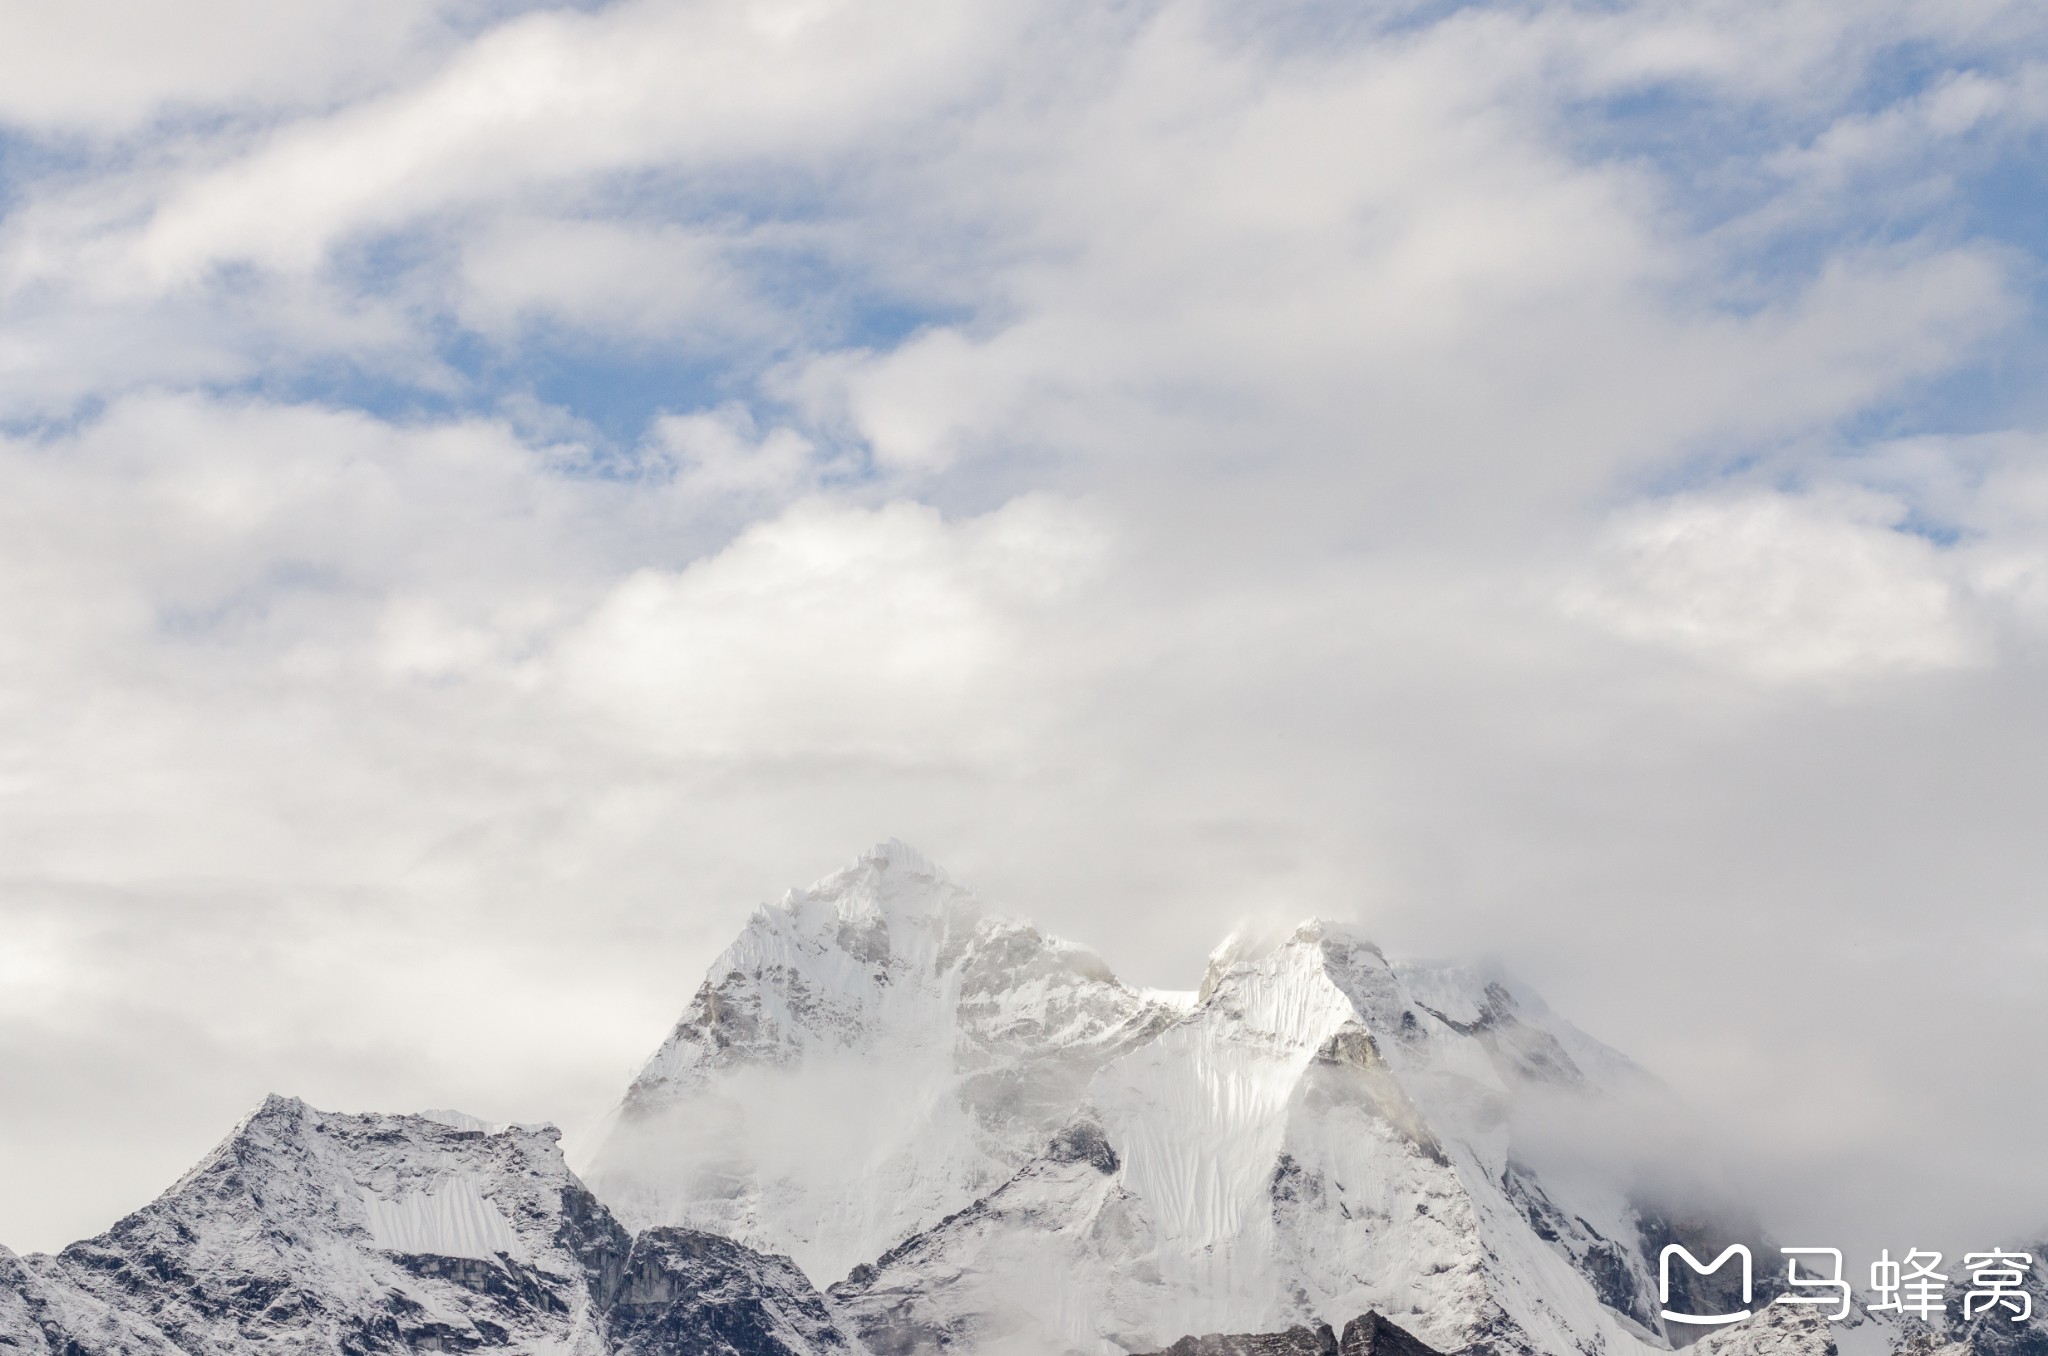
[1,0,2046,1267]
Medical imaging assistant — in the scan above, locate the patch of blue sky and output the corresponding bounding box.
[0,397,108,445]
[224,276,957,480]
[291,165,975,449]
[1892,508,1966,548]
[196,319,740,466]
[1845,313,2048,445]
[1554,32,2047,453]
[460,287,948,473]
[1953,128,2048,259]
[1617,435,1775,506]
[1797,134,2048,444]
[477,338,743,463]
[0,127,103,218]
[1613,337,2037,542]
[1563,34,2031,235]
[741,238,971,353]
[325,224,460,305]
[211,353,467,431]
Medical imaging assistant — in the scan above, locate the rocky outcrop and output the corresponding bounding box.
[1691,1302,1838,1355]
[1141,1312,1445,1356]
[609,1229,850,1356]
[0,1247,55,1354]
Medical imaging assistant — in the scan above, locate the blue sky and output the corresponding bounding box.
[2,0,2046,1265]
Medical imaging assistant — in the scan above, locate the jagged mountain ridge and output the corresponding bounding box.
[591,842,1769,1356]
[0,1096,850,1356]
[12,841,2033,1356]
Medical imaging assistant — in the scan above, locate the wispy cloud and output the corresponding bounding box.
[2,0,2047,1264]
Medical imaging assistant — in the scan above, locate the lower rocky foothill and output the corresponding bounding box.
[1141,1311,1445,1356]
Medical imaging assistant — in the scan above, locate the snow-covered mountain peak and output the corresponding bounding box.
[587,855,1789,1355]
[780,838,971,929]
[820,905,1716,1356]
[611,842,1150,1111]
[1197,916,1412,1009]
[589,843,1180,1282]
[859,836,946,879]
[149,1094,580,1267]
[1181,920,1373,1061]
[2,1094,856,1356]
[1190,920,1635,1103]
[1199,919,1372,999]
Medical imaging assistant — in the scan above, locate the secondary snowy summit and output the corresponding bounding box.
[0,1096,850,1356]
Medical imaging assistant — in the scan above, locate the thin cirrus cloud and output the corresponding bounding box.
[0,0,2046,1269]
[127,0,1020,281]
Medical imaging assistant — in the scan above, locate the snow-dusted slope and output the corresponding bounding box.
[588,841,1181,1282]
[1692,1303,1838,1356]
[827,919,1759,1356]
[0,1095,850,1356]
[611,1228,853,1356]
[1892,1247,2048,1356]
[0,1247,61,1355]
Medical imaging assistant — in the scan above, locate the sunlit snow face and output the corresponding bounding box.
[1,0,2047,1276]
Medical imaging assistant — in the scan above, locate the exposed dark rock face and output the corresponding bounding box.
[1147,1322,1338,1356]
[608,1229,849,1356]
[0,1246,55,1354]
[1336,1313,1447,1356]
[561,1181,637,1315]
[1044,1120,1120,1174]
[1139,1311,1444,1356]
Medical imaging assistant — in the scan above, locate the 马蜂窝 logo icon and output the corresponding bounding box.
[1660,1244,1751,1326]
